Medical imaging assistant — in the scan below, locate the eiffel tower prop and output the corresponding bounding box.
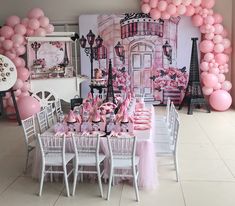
[105,59,116,104]
[179,38,210,115]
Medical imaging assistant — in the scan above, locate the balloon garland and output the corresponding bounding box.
[140,0,232,111]
[0,8,54,119]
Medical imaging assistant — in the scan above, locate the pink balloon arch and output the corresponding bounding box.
[0,8,54,119]
[141,0,232,111]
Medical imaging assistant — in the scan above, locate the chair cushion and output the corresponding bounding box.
[78,153,105,166]
[113,156,139,169]
[45,153,75,166]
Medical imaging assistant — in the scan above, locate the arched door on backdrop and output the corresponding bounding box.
[130,42,154,97]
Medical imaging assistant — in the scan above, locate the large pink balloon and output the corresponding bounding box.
[158,0,168,11]
[11,34,24,45]
[6,15,20,27]
[28,19,40,30]
[191,14,203,27]
[150,9,161,20]
[14,24,27,35]
[203,73,218,87]
[215,53,228,65]
[0,26,14,39]
[201,0,215,9]
[149,0,158,8]
[27,8,45,19]
[141,3,151,13]
[209,90,232,111]
[2,40,13,50]
[166,4,177,15]
[17,96,41,120]
[199,40,214,53]
[17,67,30,81]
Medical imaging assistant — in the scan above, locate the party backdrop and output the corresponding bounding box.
[79,13,200,104]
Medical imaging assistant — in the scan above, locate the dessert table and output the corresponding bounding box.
[32,104,157,190]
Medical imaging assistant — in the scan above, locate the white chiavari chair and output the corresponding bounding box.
[54,99,63,121]
[37,134,77,196]
[21,115,37,173]
[36,109,49,134]
[72,134,105,197]
[46,104,54,127]
[107,135,139,202]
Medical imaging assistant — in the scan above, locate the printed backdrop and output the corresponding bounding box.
[79,13,200,104]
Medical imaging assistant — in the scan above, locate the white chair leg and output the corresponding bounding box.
[24,150,29,173]
[72,164,78,196]
[106,168,113,200]
[39,167,45,196]
[97,164,103,198]
[133,167,140,202]
[63,165,70,197]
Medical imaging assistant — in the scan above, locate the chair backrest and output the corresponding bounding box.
[107,135,137,161]
[37,109,49,134]
[21,115,37,146]
[165,97,171,124]
[46,104,54,127]
[37,134,66,164]
[54,99,63,121]
[171,117,180,152]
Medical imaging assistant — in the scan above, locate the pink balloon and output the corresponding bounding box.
[182,0,192,6]
[221,81,232,91]
[149,0,158,8]
[172,0,182,6]
[39,16,49,28]
[203,52,214,62]
[2,40,13,50]
[177,5,187,15]
[213,35,223,44]
[17,96,41,120]
[214,43,224,53]
[215,53,228,65]
[21,18,29,27]
[45,24,54,33]
[202,86,213,95]
[191,0,202,7]
[209,90,232,111]
[191,14,203,27]
[11,34,24,45]
[217,73,225,83]
[209,67,219,75]
[27,8,45,19]
[214,24,224,35]
[14,24,27,35]
[213,13,223,24]
[6,15,20,27]
[158,0,168,11]
[222,38,231,49]
[150,9,161,20]
[142,0,150,3]
[0,26,14,39]
[34,28,46,37]
[26,28,34,36]
[28,19,40,30]
[205,33,214,40]
[19,91,30,98]
[204,15,215,25]
[224,47,232,55]
[166,4,177,15]
[213,83,221,90]
[20,58,26,68]
[16,45,26,56]
[17,67,30,81]
[141,3,151,13]
[203,73,218,87]
[14,89,22,97]
[13,79,24,90]
[199,40,214,53]
[185,5,195,16]
[4,51,16,60]
[21,82,30,92]
[161,11,171,19]
[201,0,215,9]
[200,62,209,71]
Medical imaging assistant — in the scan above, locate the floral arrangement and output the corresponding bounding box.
[112,67,131,92]
[33,58,46,67]
[150,67,188,91]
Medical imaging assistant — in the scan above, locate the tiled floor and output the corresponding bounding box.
[1,107,235,206]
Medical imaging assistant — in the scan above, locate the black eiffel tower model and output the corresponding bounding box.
[179,38,210,115]
[105,59,116,104]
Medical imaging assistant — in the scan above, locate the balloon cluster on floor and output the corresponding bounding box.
[141,0,232,111]
[0,8,54,119]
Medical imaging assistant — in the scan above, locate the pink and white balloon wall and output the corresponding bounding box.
[0,8,54,119]
[141,0,232,111]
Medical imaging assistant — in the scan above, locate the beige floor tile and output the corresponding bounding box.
[181,181,235,206]
[214,145,235,160]
[120,180,185,206]
[55,182,123,206]
[179,159,234,181]
[0,176,63,206]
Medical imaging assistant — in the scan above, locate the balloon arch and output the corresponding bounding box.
[141,0,232,111]
[0,8,54,119]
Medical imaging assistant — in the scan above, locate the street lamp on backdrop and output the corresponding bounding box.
[162,41,172,64]
[79,30,104,80]
[115,41,125,64]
